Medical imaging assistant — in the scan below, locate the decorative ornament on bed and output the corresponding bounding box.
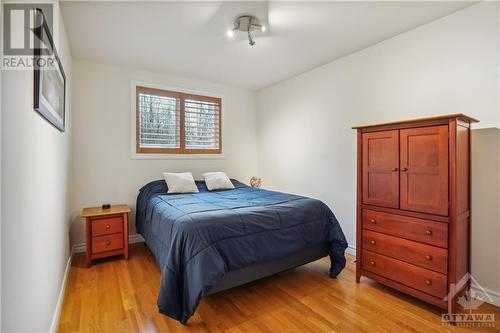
[33,8,66,132]
[250,176,262,188]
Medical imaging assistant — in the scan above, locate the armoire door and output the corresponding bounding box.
[400,125,449,216]
[362,130,399,208]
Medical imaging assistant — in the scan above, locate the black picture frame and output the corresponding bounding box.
[33,8,66,132]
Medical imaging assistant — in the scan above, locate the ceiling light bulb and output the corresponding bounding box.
[261,25,266,32]
[226,29,235,38]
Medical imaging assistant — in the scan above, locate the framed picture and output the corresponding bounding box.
[33,8,66,132]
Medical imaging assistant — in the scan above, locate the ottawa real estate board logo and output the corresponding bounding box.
[2,3,54,70]
[442,273,495,328]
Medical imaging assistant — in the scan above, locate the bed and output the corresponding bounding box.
[136,179,348,324]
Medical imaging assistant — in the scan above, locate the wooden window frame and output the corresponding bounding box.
[136,86,222,155]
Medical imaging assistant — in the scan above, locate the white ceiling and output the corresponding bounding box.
[61,1,472,90]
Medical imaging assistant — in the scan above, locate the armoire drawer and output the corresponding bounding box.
[362,230,448,274]
[362,209,448,248]
[362,250,447,298]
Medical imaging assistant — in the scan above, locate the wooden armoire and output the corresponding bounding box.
[353,114,478,315]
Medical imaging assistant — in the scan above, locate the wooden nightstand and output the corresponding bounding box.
[82,204,131,267]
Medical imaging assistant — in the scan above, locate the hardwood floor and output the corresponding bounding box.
[58,243,500,332]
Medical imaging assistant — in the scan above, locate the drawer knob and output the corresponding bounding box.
[401,167,408,172]
[370,219,376,224]
[425,230,432,235]
[106,224,111,229]
[392,167,398,172]
[425,280,432,286]
[370,240,376,245]
[106,240,111,246]
[369,261,375,266]
[425,255,432,260]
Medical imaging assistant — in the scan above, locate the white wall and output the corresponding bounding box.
[0,3,3,329]
[471,129,500,300]
[70,60,258,245]
[1,1,73,331]
[257,2,500,294]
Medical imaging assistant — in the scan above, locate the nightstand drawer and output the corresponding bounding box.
[92,234,123,254]
[92,216,123,236]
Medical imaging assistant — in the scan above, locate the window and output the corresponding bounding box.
[136,86,221,154]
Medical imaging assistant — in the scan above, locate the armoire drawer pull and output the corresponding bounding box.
[425,280,431,286]
[370,240,376,245]
[425,230,432,235]
[105,224,111,229]
[392,167,398,172]
[370,261,375,266]
[370,219,376,224]
[401,167,408,172]
[106,240,111,246]
[425,255,432,260]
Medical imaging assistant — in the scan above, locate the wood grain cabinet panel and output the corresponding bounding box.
[362,209,448,248]
[400,126,449,216]
[92,233,124,254]
[362,130,399,208]
[92,216,124,236]
[362,250,447,298]
[362,230,448,274]
[354,114,477,318]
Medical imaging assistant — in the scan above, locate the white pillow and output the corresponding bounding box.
[203,172,235,191]
[163,172,199,194]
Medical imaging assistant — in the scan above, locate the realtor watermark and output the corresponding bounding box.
[3,56,55,68]
[2,3,55,70]
[442,273,495,328]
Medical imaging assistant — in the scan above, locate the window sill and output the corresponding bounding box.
[131,153,225,160]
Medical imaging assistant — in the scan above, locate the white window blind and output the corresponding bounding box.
[184,99,220,149]
[136,86,221,154]
[138,92,180,149]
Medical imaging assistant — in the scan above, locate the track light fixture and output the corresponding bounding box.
[227,15,266,46]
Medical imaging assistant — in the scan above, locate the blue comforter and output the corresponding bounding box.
[136,179,348,324]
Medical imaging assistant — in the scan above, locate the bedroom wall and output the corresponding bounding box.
[471,128,500,300]
[257,2,500,297]
[0,3,3,328]
[69,60,258,246]
[1,1,73,331]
